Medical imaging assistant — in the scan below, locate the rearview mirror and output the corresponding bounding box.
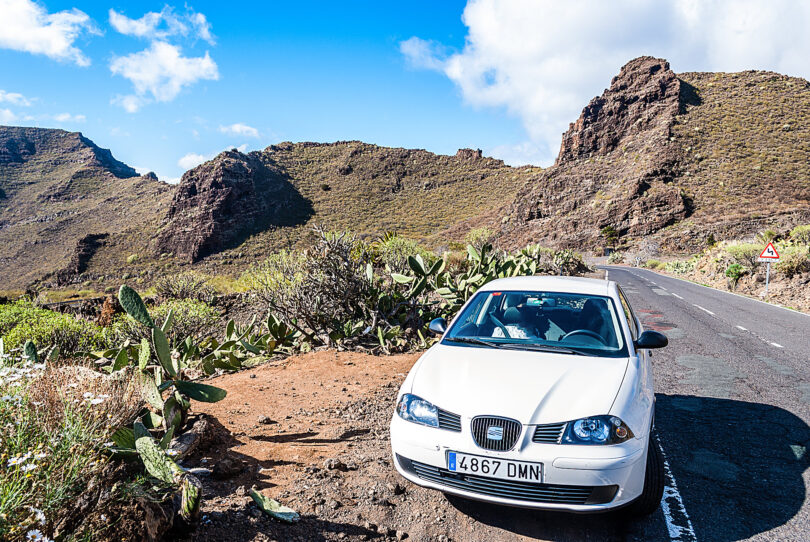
[428,317,447,335]
[634,330,668,350]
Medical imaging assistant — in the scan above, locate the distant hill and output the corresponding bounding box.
[0,126,172,290]
[154,142,535,263]
[0,129,535,290]
[504,57,810,251]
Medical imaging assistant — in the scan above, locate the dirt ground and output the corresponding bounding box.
[182,350,637,542]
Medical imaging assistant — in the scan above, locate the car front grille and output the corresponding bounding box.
[471,416,522,451]
[532,422,567,444]
[401,457,614,505]
[437,408,461,432]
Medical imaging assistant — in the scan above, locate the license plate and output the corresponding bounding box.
[447,451,542,482]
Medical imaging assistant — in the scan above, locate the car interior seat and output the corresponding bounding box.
[579,299,617,346]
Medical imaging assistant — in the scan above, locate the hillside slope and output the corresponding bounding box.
[0,126,172,289]
[154,142,536,263]
[505,57,810,251]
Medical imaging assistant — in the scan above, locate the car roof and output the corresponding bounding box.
[478,275,615,297]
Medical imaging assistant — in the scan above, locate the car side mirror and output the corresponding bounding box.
[428,317,447,335]
[634,330,668,350]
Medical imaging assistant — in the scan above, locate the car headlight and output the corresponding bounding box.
[561,415,634,445]
[396,394,439,428]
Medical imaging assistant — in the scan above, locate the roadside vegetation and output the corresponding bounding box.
[0,229,590,541]
[611,224,810,311]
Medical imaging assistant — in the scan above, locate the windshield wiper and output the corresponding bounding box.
[445,336,504,349]
[445,337,590,355]
[496,343,590,356]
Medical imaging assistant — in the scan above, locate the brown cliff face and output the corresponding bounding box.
[556,57,682,163]
[154,150,312,262]
[506,57,692,249]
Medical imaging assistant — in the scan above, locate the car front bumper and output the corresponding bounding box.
[390,414,648,512]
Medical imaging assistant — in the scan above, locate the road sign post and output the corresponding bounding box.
[757,242,780,297]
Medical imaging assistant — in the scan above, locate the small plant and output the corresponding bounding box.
[725,263,746,289]
[600,225,619,248]
[154,272,216,304]
[126,254,139,264]
[466,227,496,252]
[756,229,779,244]
[664,259,695,274]
[607,251,624,264]
[115,285,227,431]
[724,242,761,268]
[789,224,810,244]
[774,246,810,278]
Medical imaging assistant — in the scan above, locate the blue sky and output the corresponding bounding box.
[3,1,810,181]
[0,1,528,181]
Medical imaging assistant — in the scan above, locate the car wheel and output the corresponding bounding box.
[626,437,665,517]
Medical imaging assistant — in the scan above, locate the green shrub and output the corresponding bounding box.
[154,271,217,303]
[126,254,139,264]
[600,225,619,247]
[0,358,140,540]
[465,227,496,251]
[0,300,104,352]
[774,246,810,278]
[370,233,435,274]
[756,229,779,244]
[665,259,695,274]
[607,251,624,264]
[108,299,220,346]
[725,263,746,289]
[645,259,662,269]
[723,242,761,268]
[789,224,810,244]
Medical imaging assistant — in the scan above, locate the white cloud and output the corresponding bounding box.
[400,37,448,71]
[109,6,215,45]
[110,41,219,112]
[178,144,250,170]
[52,112,85,123]
[219,123,259,138]
[0,90,32,106]
[0,108,18,124]
[403,0,810,165]
[178,152,210,170]
[0,0,98,66]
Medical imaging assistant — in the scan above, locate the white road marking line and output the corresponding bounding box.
[658,436,697,541]
[770,342,784,348]
[672,293,684,300]
[736,325,747,331]
[693,304,715,316]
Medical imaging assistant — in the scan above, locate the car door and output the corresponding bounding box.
[617,287,655,425]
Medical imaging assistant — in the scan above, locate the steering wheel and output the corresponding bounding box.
[489,314,511,338]
[561,329,607,345]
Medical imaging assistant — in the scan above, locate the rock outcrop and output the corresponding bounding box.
[505,57,691,249]
[154,150,312,262]
[56,233,108,285]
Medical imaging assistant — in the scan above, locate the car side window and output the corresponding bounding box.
[617,288,638,340]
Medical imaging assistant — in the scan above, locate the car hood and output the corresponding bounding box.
[409,343,629,425]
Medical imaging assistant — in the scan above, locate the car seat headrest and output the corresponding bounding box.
[503,307,522,324]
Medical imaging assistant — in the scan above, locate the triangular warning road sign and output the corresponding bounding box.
[758,242,780,260]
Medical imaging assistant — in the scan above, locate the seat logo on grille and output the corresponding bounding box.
[486,425,504,441]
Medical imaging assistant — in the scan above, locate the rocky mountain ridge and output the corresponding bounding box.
[504,56,810,250]
[3,55,810,290]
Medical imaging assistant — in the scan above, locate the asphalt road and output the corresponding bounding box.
[442,266,810,541]
[607,265,810,541]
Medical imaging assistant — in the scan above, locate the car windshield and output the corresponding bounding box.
[443,290,628,357]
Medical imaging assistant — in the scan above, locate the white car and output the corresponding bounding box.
[390,276,667,515]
